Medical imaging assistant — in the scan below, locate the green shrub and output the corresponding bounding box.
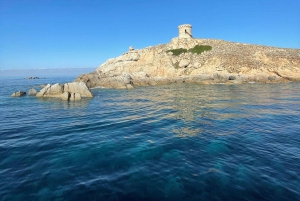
[166,48,187,56]
[188,45,212,54]
[166,45,212,56]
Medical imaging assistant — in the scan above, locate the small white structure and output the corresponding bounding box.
[129,46,134,51]
[178,24,192,38]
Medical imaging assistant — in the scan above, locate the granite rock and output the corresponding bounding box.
[63,82,93,97]
[37,82,93,99]
[28,88,37,96]
[36,83,63,98]
[11,91,26,97]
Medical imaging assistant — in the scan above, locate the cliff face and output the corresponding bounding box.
[75,37,300,89]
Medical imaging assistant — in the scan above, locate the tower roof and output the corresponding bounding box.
[178,24,192,28]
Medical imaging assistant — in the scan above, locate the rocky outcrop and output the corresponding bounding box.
[28,88,37,96]
[75,37,300,88]
[11,91,26,97]
[36,82,93,100]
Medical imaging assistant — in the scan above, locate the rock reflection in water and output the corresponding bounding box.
[37,97,91,109]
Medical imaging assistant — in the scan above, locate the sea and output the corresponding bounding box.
[0,75,300,201]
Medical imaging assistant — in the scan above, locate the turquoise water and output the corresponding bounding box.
[1,77,300,201]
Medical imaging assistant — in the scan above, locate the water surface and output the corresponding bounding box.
[1,77,300,201]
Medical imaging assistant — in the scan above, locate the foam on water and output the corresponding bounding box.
[1,77,300,201]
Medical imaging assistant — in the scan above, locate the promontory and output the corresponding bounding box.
[76,24,300,89]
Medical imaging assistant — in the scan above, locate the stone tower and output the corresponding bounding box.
[178,24,192,38]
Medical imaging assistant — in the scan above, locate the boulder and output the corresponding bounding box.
[193,62,200,68]
[28,88,37,96]
[11,91,26,97]
[116,51,140,62]
[63,82,93,97]
[36,83,63,98]
[179,59,190,68]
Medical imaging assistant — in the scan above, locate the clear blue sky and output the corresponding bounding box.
[0,0,299,70]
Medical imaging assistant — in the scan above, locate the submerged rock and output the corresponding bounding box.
[11,91,26,97]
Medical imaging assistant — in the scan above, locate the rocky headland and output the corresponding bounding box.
[75,25,300,89]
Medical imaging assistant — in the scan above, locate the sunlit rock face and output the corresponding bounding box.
[36,82,93,100]
[76,25,300,89]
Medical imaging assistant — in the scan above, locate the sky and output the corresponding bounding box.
[0,0,299,70]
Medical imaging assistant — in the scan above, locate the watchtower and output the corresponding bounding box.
[178,24,192,38]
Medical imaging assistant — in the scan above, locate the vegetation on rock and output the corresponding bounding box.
[166,48,188,56]
[189,45,212,54]
[166,45,212,56]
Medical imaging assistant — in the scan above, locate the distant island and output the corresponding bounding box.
[74,24,299,89]
[25,77,44,79]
